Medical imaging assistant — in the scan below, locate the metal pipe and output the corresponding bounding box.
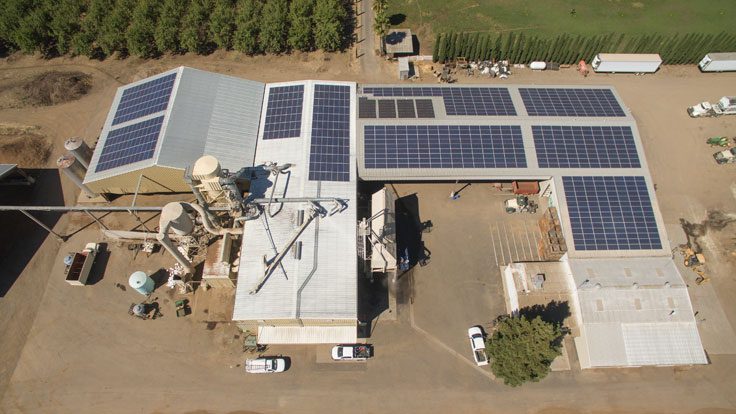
[20,210,65,241]
[186,203,243,236]
[156,221,194,274]
[0,205,231,212]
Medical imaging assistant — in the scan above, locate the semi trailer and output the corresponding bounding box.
[698,53,736,72]
[591,53,662,74]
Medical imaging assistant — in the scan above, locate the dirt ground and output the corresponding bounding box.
[0,50,736,414]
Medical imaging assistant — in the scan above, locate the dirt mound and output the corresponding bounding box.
[0,124,52,167]
[20,71,92,107]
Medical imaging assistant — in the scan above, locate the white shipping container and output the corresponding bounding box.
[699,53,736,72]
[591,53,662,73]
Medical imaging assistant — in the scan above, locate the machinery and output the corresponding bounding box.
[688,96,736,117]
[504,195,538,214]
[707,136,731,147]
[714,147,736,164]
[63,243,100,286]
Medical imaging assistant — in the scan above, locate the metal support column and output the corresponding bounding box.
[19,210,65,242]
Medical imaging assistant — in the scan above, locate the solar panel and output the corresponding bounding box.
[308,85,351,182]
[364,125,526,169]
[563,176,661,251]
[112,73,176,126]
[262,85,304,139]
[358,97,377,118]
[415,99,435,118]
[362,87,516,116]
[396,99,416,118]
[95,116,164,172]
[520,88,626,117]
[533,125,640,168]
[378,100,396,118]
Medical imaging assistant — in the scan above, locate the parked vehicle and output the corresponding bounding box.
[467,327,488,366]
[63,243,99,286]
[331,344,373,361]
[714,147,736,164]
[591,53,662,73]
[698,53,736,72]
[688,97,736,117]
[245,357,287,373]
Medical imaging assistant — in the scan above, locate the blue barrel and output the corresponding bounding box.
[128,271,154,296]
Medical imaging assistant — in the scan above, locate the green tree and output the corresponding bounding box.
[372,9,389,55]
[98,0,135,56]
[13,3,53,54]
[127,0,160,57]
[314,0,345,52]
[260,0,288,53]
[233,0,262,54]
[71,0,111,57]
[487,315,562,387]
[288,0,314,51]
[181,0,214,54]
[48,0,85,55]
[210,0,237,49]
[155,0,186,53]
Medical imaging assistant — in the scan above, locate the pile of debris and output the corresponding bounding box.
[538,207,567,260]
[467,60,512,79]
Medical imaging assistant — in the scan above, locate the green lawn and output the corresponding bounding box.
[388,0,736,37]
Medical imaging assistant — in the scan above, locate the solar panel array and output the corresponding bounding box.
[262,85,304,139]
[396,99,416,118]
[95,116,165,172]
[362,87,516,116]
[415,99,435,118]
[520,88,626,117]
[533,125,640,168]
[309,84,351,182]
[364,125,526,169]
[112,73,176,126]
[378,100,396,118]
[359,97,377,118]
[563,176,661,251]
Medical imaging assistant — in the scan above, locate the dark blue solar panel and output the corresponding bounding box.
[263,85,304,139]
[362,87,516,116]
[95,116,164,172]
[563,176,661,251]
[308,85,351,182]
[364,125,526,169]
[112,73,176,126]
[520,88,625,117]
[533,125,640,168]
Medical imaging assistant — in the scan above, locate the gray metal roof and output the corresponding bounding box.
[84,67,264,184]
[0,164,18,180]
[232,81,358,322]
[385,29,414,54]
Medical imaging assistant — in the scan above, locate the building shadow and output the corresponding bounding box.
[85,242,110,285]
[0,168,64,296]
[395,193,431,270]
[358,272,389,338]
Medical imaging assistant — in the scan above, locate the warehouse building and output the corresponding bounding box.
[84,69,706,365]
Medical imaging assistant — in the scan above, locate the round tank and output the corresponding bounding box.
[64,137,93,169]
[192,155,221,180]
[57,154,98,198]
[129,271,155,296]
[132,304,146,317]
[161,202,194,236]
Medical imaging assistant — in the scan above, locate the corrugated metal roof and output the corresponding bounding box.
[85,67,264,185]
[0,164,18,179]
[257,325,357,344]
[233,81,358,322]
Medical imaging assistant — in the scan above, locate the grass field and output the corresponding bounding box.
[388,0,736,38]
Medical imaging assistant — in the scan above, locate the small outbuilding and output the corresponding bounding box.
[385,28,414,58]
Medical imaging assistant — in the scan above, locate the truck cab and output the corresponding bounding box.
[245,357,287,373]
[331,344,373,361]
[688,97,736,117]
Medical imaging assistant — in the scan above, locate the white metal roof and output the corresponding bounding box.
[232,81,358,322]
[84,67,264,184]
[596,53,662,62]
[257,325,357,344]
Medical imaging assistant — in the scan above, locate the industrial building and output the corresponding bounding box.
[82,67,706,366]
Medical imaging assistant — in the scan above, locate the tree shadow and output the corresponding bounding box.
[389,14,406,25]
[518,300,571,328]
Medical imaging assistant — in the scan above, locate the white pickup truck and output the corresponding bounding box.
[245,357,287,373]
[331,344,373,361]
[468,327,489,366]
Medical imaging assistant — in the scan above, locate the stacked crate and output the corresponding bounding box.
[538,207,567,260]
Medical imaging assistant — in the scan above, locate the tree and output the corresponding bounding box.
[259,0,288,54]
[486,315,562,387]
[288,0,314,51]
[98,0,135,56]
[48,0,85,55]
[313,0,345,52]
[71,0,111,57]
[155,0,186,53]
[127,0,160,57]
[210,0,236,50]
[12,3,53,54]
[181,0,214,54]
[233,0,262,54]
[372,8,389,55]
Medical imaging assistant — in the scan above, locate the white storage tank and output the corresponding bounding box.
[129,271,155,295]
[591,53,662,73]
[699,53,736,72]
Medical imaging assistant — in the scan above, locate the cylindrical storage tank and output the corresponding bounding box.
[192,155,221,180]
[529,61,547,70]
[161,202,194,236]
[57,154,98,198]
[64,137,93,169]
[129,271,155,296]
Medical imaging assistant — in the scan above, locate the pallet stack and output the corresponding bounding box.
[538,207,567,261]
